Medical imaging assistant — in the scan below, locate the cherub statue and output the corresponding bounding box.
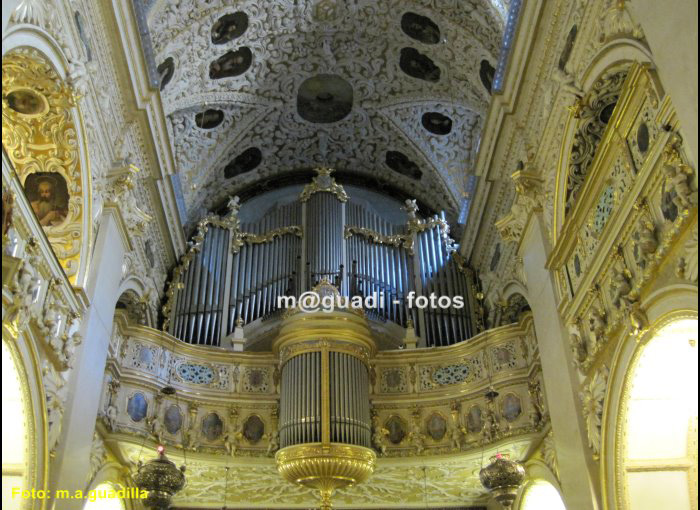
[570,330,588,367]
[371,412,389,456]
[663,158,697,211]
[403,199,419,222]
[481,399,500,443]
[146,413,165,445]
[408,411,425,455]
[610,267,632,310]
[223,409,243,456]
[449,403,467,451]
[528,380,547,429]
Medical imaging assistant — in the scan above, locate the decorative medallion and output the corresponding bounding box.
[433,364,471,385]
[426,413,447,441]
[157,57,175,90]
[242,414,265,443]
[466,405,482,433]
[177,363,215,385]
[5,88,49,116]
[127,393,148,422]
[479,59,495,93]
[400,12,441,44]
[421,112,453,135]
[202,412,224,441]
[195,109,225,129]
[297,74,353,124]
[385,151,422,180]
[385,415,407,444]
[399,47,441,82]
[164,405,183,434]
[211,12,248,44]
[209,47,253,79]
[501,393,522,422]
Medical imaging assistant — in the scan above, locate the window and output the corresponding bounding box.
[83,482,126,510]
[520,479,566,510]
[621,318,697,510]
[1,340,28,510]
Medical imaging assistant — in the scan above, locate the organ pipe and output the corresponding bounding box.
[164,173,475,348]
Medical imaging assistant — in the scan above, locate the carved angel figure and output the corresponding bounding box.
[588,306,607,342]
[570,330,589,367]
[663,160,697,211]
[6,255,41,323]
[481,400,500,443]
[408,414,426,455]
[104,403,118,432]
[449,422,467,452]
[371,413,389,456]
[610,268,632,310]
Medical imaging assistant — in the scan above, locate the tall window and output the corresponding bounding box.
[1,341,28,510]
[622,318,698,509]
[519,479,567,510]
[83,482,126,510]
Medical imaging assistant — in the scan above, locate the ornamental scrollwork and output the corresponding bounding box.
[299,167,348,203]
[566,66,629,215]
[2,50,88,283]
[580,364,609,460]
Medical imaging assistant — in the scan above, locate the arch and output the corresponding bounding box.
[85,458,142,510]
[2,28,93,291]
[516,477,567,510]
[114,279,154,328]
[552,40,655,246]
[1,324,50,508]
[601,284,698,510]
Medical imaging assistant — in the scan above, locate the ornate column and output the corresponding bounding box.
[518,213,601,510]
[48,167,150,509]
[495,165,600,509]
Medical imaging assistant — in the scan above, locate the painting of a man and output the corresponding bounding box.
[26,173,68,227]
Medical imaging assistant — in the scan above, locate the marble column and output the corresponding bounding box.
[48,210,128,510]
[518,214,600,510]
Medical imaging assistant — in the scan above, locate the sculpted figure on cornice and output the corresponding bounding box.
[103,378,120,433]
[495,155,544,245]
[676,224,698,283]
[371,410,390,456]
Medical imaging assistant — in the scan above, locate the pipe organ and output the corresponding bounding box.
[274,298,376,509]
[162,168,478,348]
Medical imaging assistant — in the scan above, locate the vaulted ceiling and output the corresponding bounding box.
[146,0,505,224]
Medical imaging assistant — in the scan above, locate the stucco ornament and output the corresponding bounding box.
[147,0,502,220]
[580,364,609,459]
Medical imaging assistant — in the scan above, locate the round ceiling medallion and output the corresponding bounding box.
[211,12,248,45]
[399,47,441,82]
[194,109,224,129]
[421,112,453,135]
[297,74,353,124]
[401,12,441,44]
[5,88,49,117]
[224,147,262,178]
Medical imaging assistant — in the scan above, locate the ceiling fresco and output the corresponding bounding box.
[146,0,504,224]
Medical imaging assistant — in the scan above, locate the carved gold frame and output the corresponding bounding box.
[2,48,92,291]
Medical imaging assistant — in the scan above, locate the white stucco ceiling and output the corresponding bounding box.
[147,0,504,224]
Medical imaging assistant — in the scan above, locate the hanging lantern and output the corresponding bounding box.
[479,453,526,509]
[133,445,186,509]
